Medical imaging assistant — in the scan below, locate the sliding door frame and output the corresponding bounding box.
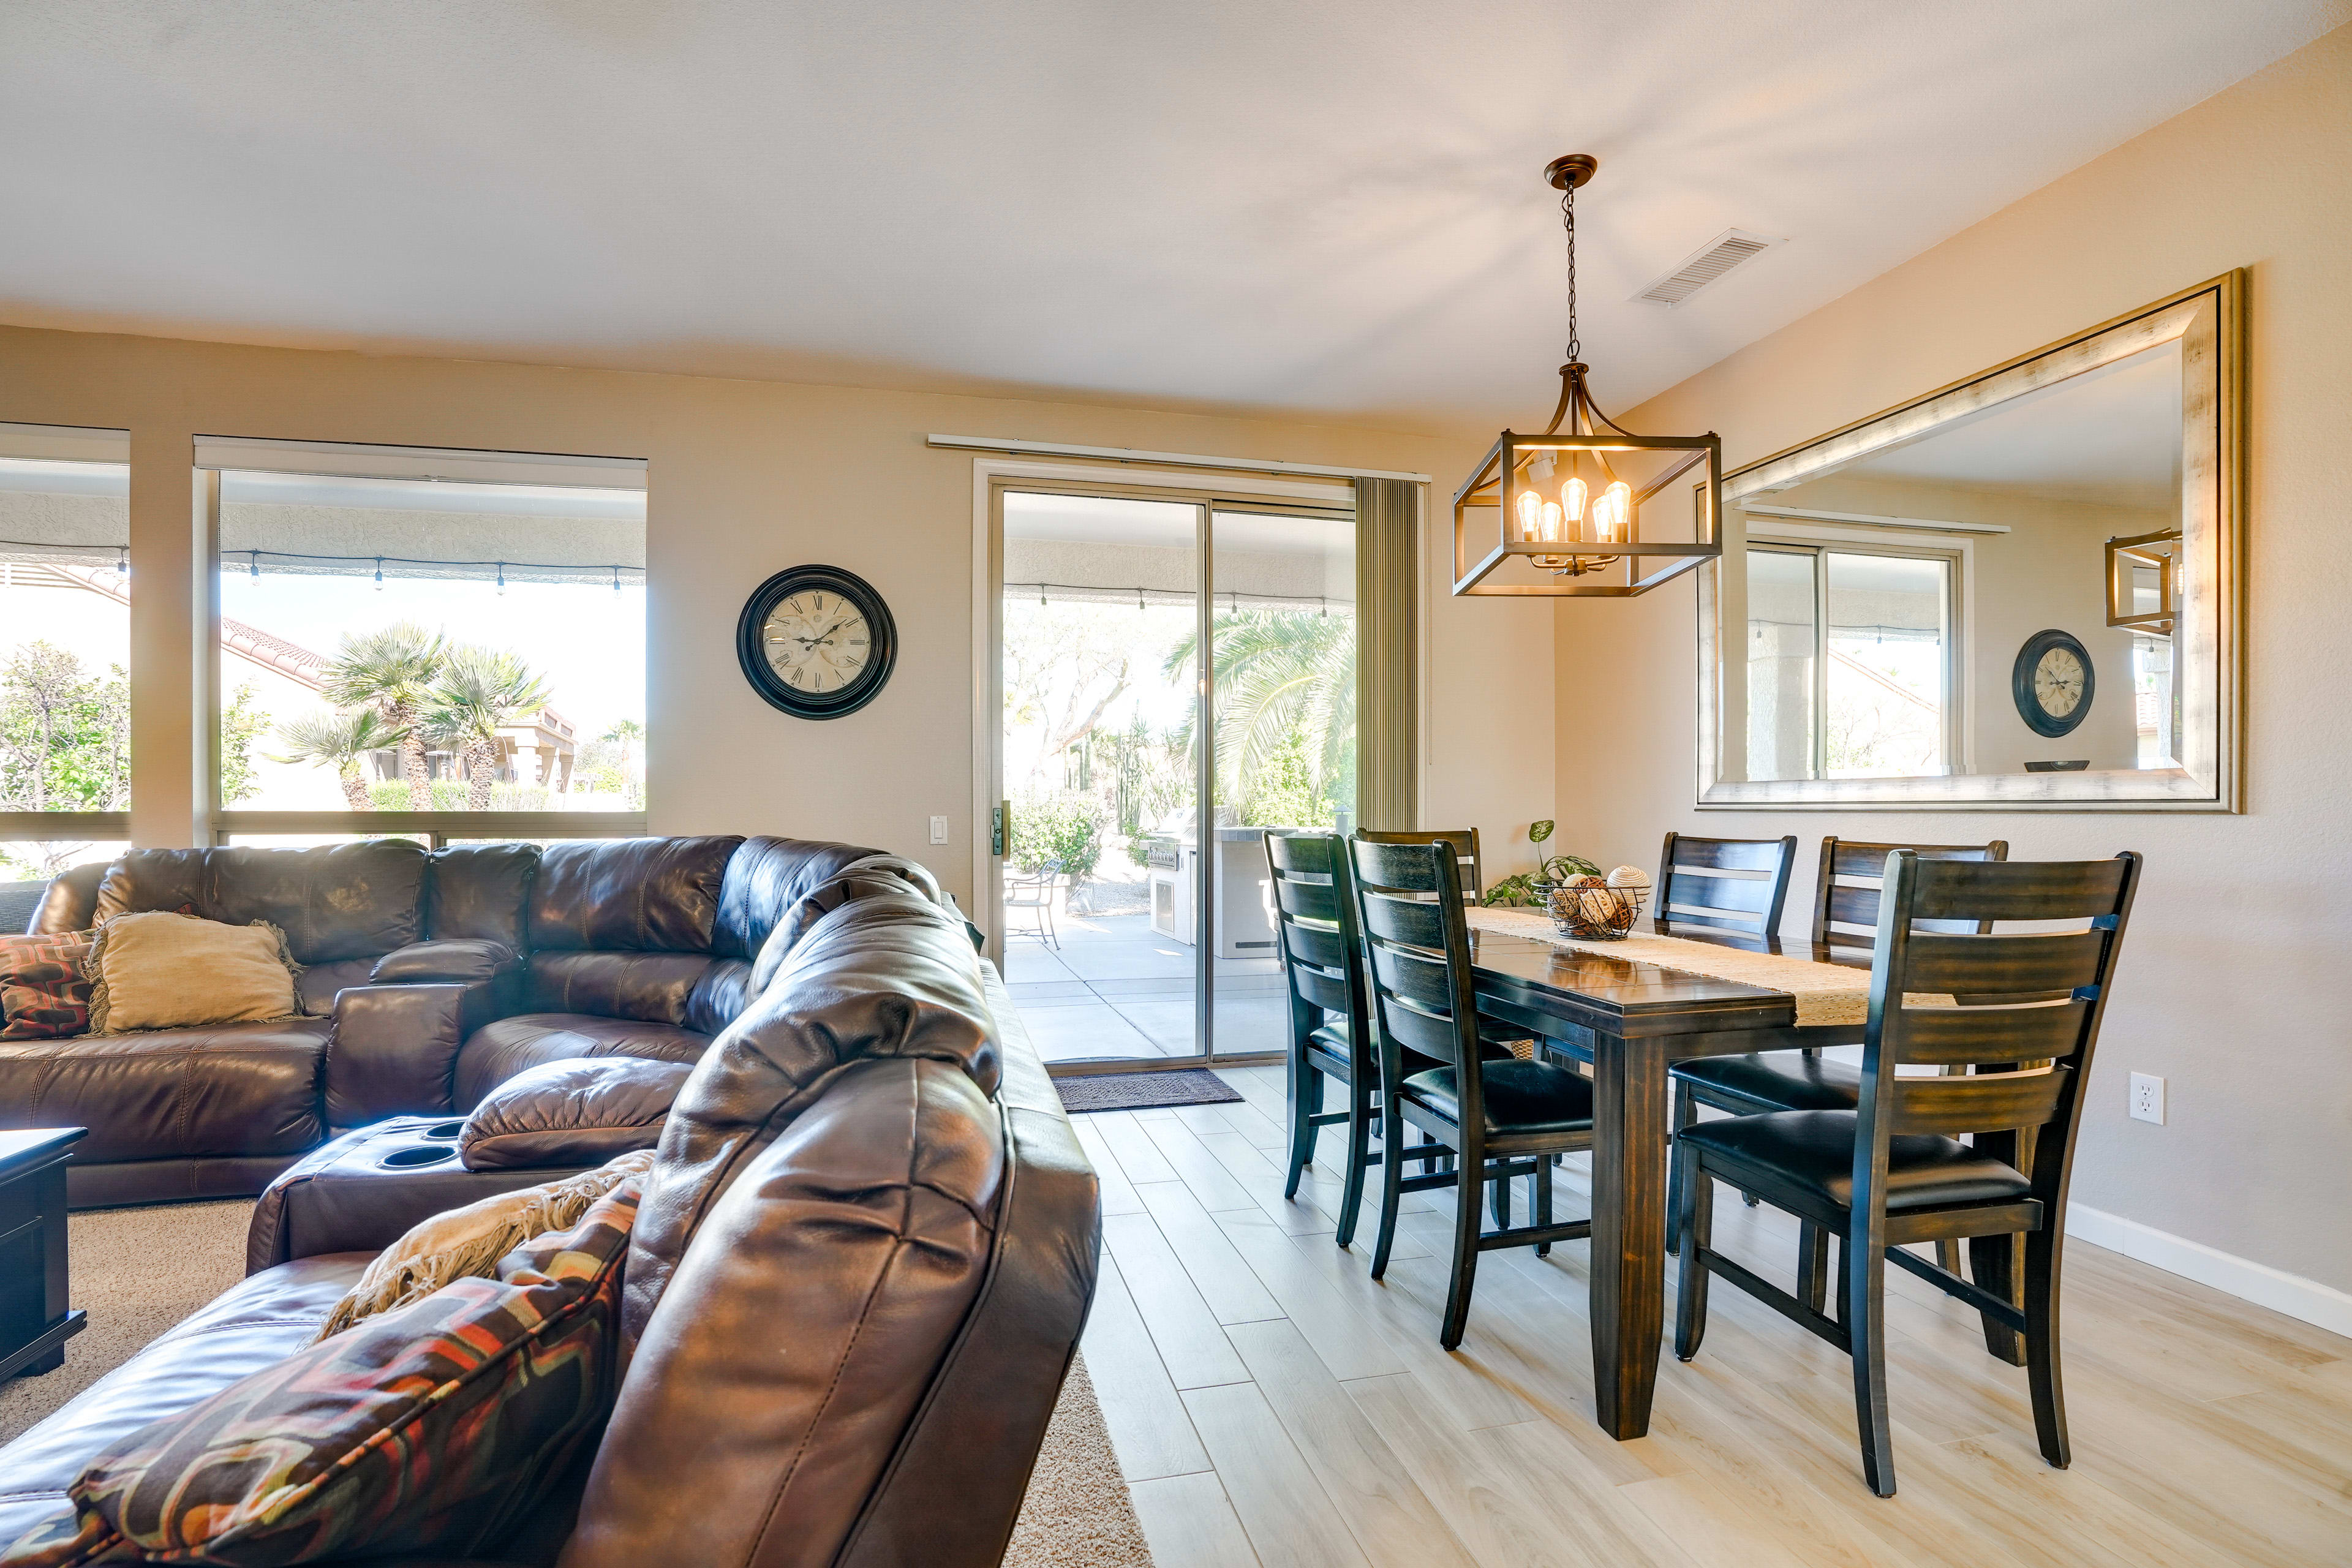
[971,461,1353,1076]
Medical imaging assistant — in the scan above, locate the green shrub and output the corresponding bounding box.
[1012,793,1104,879]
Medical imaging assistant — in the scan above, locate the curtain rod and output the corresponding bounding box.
[925,433,1430,484]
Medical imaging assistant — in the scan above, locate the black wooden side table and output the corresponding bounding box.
[0,1127,87,1381]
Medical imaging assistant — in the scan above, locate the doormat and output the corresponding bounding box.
[1055,1070,1243,1114]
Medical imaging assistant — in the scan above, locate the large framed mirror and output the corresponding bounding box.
[1698,272,2242,811]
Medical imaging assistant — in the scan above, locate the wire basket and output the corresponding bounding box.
[1544,881,1650,941]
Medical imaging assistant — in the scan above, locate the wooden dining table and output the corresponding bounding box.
[1464,918,1869,1442]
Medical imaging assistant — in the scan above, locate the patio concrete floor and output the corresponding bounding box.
[998,906,1287,1063]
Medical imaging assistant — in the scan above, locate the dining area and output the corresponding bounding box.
[1061,248,2350,1566]
[1074,810,2346,1568]
[1261,823,2135,1499]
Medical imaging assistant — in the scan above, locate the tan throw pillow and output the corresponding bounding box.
[314,1149,656,1342]
[85,911,301,1035]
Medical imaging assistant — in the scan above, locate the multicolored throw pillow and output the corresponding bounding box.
[0,1183,641,1568]
[0,930,94,1041]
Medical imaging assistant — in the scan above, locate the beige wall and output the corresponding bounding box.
[0,328,1551,907]
[1555,24,2352,1290]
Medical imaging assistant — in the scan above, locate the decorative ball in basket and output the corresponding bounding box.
[1544,867,1652,941]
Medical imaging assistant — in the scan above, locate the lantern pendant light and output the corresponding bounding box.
[1452,154,1725,598]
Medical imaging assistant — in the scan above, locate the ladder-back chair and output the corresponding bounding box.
[1347,835,1594,1349]
[1669,836,2010,1297]
[1672,850,2141,1497]
[1654,832,1798,936]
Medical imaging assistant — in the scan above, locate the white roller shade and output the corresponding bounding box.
[193,436,644,490]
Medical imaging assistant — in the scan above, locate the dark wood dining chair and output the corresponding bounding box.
[1267,831,1514,1248]
[1347,835,1594,1349]
[1653,831,1798,935]
[1672,849,2141,1497]
[1667,836,2010,1296]
[1355,827,1482,903]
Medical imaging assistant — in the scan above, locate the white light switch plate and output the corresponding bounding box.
[2128,1071,2165,1125]
[929,815,949,845]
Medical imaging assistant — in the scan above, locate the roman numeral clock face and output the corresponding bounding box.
[736,567,897,718]
[2011,628,2094,739]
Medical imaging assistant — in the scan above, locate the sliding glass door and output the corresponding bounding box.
[992,483,1355,1072]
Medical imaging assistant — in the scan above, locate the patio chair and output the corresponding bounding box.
[1004,858,1063,949]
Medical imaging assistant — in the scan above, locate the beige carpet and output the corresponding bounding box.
[0,1199,251,1443]
[0,1201,1152,1566]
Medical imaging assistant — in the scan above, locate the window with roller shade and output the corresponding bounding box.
[0,424,134,881]
[201,440,646,835]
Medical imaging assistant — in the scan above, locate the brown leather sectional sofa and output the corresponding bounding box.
[0,838,1102,1567]
[6,835,881,1206]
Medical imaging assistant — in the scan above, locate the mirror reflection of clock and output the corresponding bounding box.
[761,589,872,695]
[2032,646,2086,718]
[2011,628,2095,739]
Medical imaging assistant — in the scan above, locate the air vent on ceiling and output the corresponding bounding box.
[1633,228,1781,307]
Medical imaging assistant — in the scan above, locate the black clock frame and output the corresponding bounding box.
[736,565,897,718]
[2011,627,2094,739]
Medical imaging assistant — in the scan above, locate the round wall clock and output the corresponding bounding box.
[736,565,897,718]
[2012,628,2094,738]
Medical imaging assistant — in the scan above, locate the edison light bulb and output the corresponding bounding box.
[1597,481,1632,543]
[1515,489,1543,541]
[1559,475,1588,526]
[1539,501,1563,544]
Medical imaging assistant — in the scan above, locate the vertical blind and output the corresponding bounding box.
[1354,477,1420,831]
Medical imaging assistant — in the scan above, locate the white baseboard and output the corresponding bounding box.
[2066,1203,2352,1340]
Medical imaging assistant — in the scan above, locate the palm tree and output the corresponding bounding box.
[322,624,445,811]
[270,709,410,810]
[424,646,551,810]
[1165,609,1356,822]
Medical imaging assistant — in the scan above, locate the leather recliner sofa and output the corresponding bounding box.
[5,835,888,1206]
[0,848,1102,1568]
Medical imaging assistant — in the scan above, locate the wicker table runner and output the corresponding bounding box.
[1466,905,1876,1027]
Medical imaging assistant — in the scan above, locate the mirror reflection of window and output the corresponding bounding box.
[1745,548,1816,782]
[1824,552,1949,779]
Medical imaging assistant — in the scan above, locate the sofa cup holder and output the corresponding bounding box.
[418,1120,467,1140]
[379,1144,459,1170]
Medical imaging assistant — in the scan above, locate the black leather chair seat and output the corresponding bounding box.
[1672,1050,1860,1112]
[1679,1109,2030,1212]
[1401,1057,1594,1135]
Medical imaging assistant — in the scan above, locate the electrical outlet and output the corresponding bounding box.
[929,815,949,845]
[2128,1071,2165,1125]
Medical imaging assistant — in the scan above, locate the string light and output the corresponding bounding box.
[115,547,128,576]
[248,551,260,580]
[374,558,384,590]
[495,564,507,595]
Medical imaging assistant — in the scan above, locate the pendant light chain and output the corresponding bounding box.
[1561,183,1580,364]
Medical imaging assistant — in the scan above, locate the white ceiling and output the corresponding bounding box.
[1,2,2342,431]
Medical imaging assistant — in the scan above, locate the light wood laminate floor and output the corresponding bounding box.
[1077,1065,2352,1568]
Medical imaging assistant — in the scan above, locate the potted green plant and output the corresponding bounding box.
[1479,821,1604,907]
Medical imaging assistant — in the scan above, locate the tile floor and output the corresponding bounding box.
[1001,907,1289,1062]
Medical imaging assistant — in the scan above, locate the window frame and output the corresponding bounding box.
[196,443,649,850]
[0,423,135,861]
[1744,528,1968,782]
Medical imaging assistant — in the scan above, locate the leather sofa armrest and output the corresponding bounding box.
[247,1118,585,1274]
[369,937,516,984]
[325,984,468,1126]
[459,1057,692,1170]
